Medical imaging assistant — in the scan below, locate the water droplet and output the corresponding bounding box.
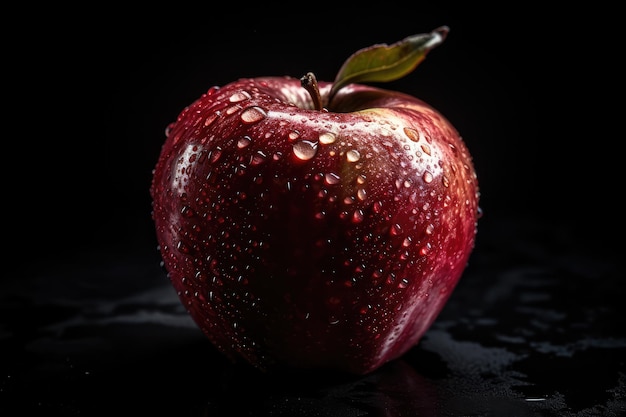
[402,237,412,247]
[181,206,194,217]
[352,209,364,223]
[237,136,252,149]
[421,143,431,155]
[425,224,434,235]
[250,151,267,165]
[204,113,219,126]
[288,130,300,141]
[165,123,175,137]
[346,149,360,162]
[390,224,403,235]
[357,189,367,201]
[403,127,420,142]
[229,90,251,103]
[357,174,366,184]
[177,240,190,254]
[210,148,222,163]
[423,171,433,183]
[324,172,340,185]
[442,175,450,187]
[240,106,267,123]
[419,243,432,256]
[293,140,318,160]
[319,131,337,144]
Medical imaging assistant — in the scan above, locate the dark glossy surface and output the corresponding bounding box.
[1,215,623,416]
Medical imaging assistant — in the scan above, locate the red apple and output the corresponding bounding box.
[150,26,480,375]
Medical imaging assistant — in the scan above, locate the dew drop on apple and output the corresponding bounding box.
[181,205,195,218]
[346,149,360,162]
[240,106,267,124]
[357,188,367,201]
[176,240,190,254]
[423,171,433,183]
[292,140,318,160]
[324,172,340,185]
[425,224,435,235]
[237,136,252,149]
[288,130,300,141]
[319,131,337,144]
[419,243,432,256]
[229,90,251,103]
[352,209,364,223]
[403,127,420,142]
[250,151,267,166]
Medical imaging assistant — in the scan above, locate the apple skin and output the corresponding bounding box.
[150,76,480,375]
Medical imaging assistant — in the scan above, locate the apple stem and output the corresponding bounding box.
[300,72,324,111]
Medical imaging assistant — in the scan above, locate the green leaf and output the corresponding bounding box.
[328,26,449,103]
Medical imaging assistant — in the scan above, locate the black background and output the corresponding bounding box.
[3,4,624,416]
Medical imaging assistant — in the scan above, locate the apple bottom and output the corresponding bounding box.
[165,234,463,375]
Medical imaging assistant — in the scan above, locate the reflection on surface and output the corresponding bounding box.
[203,359,438,416]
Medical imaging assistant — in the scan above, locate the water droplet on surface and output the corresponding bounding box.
[421,143,431,155]
[352,209,364,223]
[181,206,194,217]
[292,140,318,160]
[210,148,222,163]
[423,171,433,183]
[177,240,190,254]
[425,224,434,235]
[237,136,252,149]
[357,189,367,201]
[288,130,300,141]
[250,151,267,165]
[346,149,361,162]
[390,224,403,235]
[403,127,420,142]
[319,131,337,144]
[419,243,432,256]
[240,106,267,123]
[229,90,251,102]
[204,113,219,126]
[324,172,340,185]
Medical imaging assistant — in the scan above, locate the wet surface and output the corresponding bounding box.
[1,215,624,416]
